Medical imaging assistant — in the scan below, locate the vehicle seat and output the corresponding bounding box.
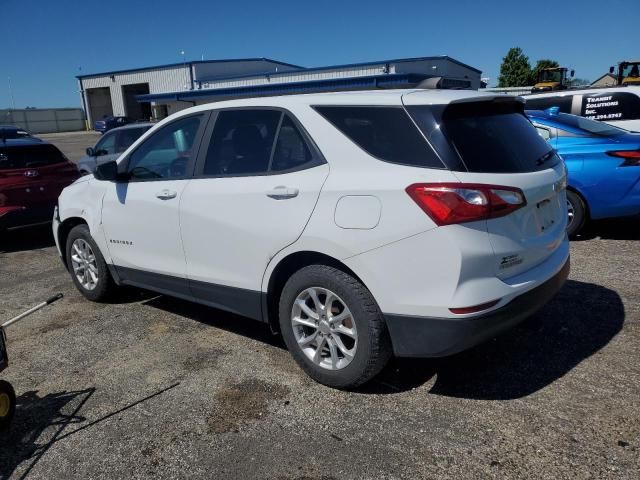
[228,125,268,174]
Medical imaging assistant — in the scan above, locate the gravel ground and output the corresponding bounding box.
[0,133,638,479]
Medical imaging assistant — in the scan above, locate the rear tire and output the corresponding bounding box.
[279,265,392,389]
[566,190,587,237]
[0,380,16,431]
[65,224,118,302]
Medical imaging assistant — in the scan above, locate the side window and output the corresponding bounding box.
[115,128,147,154]
[270,115,314,171]
[95,132,116,155]
[314,106,442,168]
[127,115,202,180]
[203,109,281,176]
[535,126,551,141]
[581,92,640,121]
[525,96,573,114]
[556,128,583,138]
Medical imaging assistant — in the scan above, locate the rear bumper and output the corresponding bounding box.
[0,205,54,230]
[384,257,570,357]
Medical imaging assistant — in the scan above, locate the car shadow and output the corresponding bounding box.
[141,280,623,400]
[573,217,640,241]
[142,296,285,350]
[0,224,56,253]
[361,279,624,399]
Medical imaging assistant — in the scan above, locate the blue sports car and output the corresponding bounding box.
[527,108,640,235]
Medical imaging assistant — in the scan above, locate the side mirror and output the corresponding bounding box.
[94,161,122,182]
[86,147,95,156]
[609,66,615,74]
[570,70,575,77]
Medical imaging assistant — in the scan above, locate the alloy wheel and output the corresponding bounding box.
[566,199,575,229]
[291,287,357,371]
[70,238,99,290]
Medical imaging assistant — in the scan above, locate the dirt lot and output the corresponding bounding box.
[0,132,638,479]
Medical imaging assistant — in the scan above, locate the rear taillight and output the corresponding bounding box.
[406,183,526,226]
[607,149,640,167]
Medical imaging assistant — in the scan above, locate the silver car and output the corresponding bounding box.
[77,123,153,175]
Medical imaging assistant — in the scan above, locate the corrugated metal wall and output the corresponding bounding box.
[80,65,190,123]
[200,65,390,90]
[1,108,85,133]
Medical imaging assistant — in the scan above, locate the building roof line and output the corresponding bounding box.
[134,73,459,103]
[77,55,481,81]
[197,55,480,84]
[76,57,304,79]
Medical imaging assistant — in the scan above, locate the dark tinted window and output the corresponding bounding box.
[554,112,626,136]
[116,127,150,153]
[581,92,640,121]
[203,110,281,176]
[409,102,559,173]
[271,115,314,171]
[0,144,66,170]
[314,106,443,168]
[94,132,116,155]
[127,115,202,180]
[524,95,573,113]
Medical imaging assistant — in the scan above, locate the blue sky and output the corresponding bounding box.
[1,0,638,108]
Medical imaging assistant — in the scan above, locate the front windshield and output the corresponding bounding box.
[622,63,640,78]
[539,70,563,83]
[557,112,627,136]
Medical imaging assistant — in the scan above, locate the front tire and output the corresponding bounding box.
[0,380,16,431]
[65,224,117,302]
[566,190,587,237]
[279,265,392,389]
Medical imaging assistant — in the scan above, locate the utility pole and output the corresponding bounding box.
[7,76,16,110]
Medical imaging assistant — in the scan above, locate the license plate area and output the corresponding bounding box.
[536,197,557,233]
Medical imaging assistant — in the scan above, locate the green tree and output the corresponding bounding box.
[498,47,532,87]
[529,59,560,85]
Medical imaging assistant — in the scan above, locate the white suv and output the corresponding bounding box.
[54,89,570,389]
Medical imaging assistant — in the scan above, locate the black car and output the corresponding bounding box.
[0,125,34,140]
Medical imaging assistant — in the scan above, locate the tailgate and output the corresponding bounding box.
[453,166,567,278]
[404,93,568,279]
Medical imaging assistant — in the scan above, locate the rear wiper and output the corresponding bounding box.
[536,150,556,166]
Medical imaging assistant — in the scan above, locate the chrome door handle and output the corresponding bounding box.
[266,186,299,200]
[156,189,177,200]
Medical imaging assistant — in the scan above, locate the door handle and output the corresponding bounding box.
[266,186,299,200]
[156,189,177,200]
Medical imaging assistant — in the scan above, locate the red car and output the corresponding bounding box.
[0,138,79,231]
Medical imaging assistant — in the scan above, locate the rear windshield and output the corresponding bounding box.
[0,144,67,170]
[313,106,444,168]
[552,112,627,136]
[408,101,560,173]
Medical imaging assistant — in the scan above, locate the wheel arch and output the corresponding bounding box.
[57,217,88,270]
[567,185,591,219]
[263,250,368,334]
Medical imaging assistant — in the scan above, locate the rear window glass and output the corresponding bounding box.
[0,144,66,170]
[554,112,626,136]
[313,106,443,168]
[409,102,559,173]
